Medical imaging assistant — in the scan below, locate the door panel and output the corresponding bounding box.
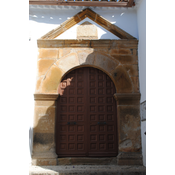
[56,67,117,157]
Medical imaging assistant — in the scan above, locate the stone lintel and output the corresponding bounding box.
[34,93,59,101]
[37,39,138,49]
[117,152,143,165]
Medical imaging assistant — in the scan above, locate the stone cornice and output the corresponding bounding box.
[34,94,59,101]
[37,39,138,48]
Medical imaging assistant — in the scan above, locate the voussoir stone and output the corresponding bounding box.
[41,64,64,94]
[112,66,132,93]
[94,53,119,74]
[37,59,55,76]
[56,52,79,72]
[77,50,95,65]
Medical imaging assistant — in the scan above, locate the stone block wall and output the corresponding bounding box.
[32,39,142,166]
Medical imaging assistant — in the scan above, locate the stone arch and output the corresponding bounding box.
[39,51,133,94]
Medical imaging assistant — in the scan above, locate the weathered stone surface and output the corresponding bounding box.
[34,106,56,133]
[70,157,113,165]
[32,158,57,166]
[29,165,146,175]
[41,64,64,94]
[76,50,95,65]
[117,105,141,153]
[112,66,132,93]
[110,49,132,55]
[111,55,138,64]
[35,76,44,93]
[33,38,141,166]
[94,53,119,74]
[114,93,140,106]
[77,21,98,39]
[35,100,55,107]
[33,133,54,145]
[56,53,79,73]
[131,77,140,93]
[58,158,71,165]
[117,152,143,165]
[58,49,71,59]
[38,48,59,59]
[37,59,55,76]
[37,40,138,49]
[124,65,138,77]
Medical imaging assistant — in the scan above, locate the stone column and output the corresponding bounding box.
[114,93,143,165]
[32,94,58,166]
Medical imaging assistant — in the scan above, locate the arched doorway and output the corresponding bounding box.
[56,67,118,157]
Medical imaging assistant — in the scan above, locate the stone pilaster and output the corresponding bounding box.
[32,94,59,166]
[114,93,143,165]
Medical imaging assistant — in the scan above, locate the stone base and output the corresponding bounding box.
[57,157,117,165]
[32,158,57,166]
[117,152,143,165]
[29,165,146,175]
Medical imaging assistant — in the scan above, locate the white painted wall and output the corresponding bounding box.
[136,0,146,167]
[137,0,146,103]
[29,21,38,165]
[55,17,120,40]
[29,6,138,41]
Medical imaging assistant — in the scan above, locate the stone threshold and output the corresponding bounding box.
[57,157,117,165]
[29,165,146,175]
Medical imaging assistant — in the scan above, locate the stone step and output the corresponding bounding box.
[29,165,146,175]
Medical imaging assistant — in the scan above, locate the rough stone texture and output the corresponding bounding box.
[29,165,146,175]
[32,95,58,165]
[38,48,59,59]
[40,64,64,94]
[112,66,133,93]
[77,21,98,39]
[117,105,141,152]
[37,59,55,76]
[57,157,117,165]
[56,52,79,73]
[32,39,141,166]
[140,101,146,121]
[76,49,95,65]
[94,53,119,75]
[117,152,143,165]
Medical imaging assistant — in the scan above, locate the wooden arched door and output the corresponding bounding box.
[56,67,118,157]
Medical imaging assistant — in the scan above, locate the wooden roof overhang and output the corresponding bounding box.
[29,0,135,7]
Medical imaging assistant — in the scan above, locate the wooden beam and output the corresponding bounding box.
[127,0,134,7]
[29,1,130,7]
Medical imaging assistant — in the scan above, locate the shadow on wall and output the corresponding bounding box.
[29,127,33,162]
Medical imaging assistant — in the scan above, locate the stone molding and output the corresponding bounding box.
[40,8,135,40]
[37,39,138,48]
[34,93,59,101]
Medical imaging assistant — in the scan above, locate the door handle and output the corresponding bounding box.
[97,122,107,125]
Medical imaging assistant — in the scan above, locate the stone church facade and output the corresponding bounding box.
[31,7,144,166]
